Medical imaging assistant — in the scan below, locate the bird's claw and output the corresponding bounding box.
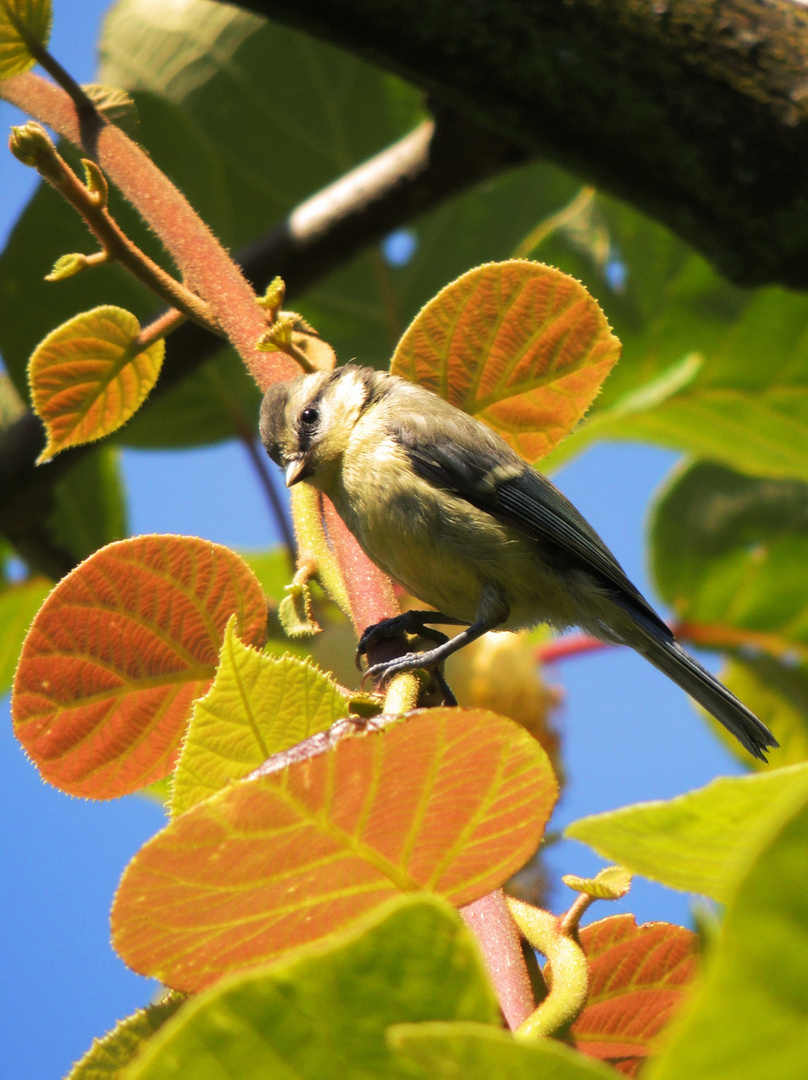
[355,613,448,671]
[359,652,457,707]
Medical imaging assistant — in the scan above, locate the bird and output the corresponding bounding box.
[259,363,778,761]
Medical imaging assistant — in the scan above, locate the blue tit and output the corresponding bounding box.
[260,364,777,761]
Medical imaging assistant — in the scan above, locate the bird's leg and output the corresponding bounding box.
[362,587,509,690]
[355,609,468,670]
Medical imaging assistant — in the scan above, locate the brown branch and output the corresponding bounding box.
[238,0,808,290]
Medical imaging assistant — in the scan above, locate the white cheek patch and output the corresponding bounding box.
[332,370,370,419]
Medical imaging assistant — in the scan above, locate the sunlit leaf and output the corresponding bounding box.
[29,306,164,462]
[567,915,697,1077]
[652,790,808,1079]
[12,535,267,798]
[112,707,558,989]
[171,616,349,817]
[391,261,621,462]
[0,0,51,78]
[0,575,50,695]
[124,896,499,1080]
[67,994,185,1080]
[390,1021,619,1079]
[566,764,808,903]
[562,866,631,901]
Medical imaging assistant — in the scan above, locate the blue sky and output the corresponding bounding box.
[0,4,745,1077]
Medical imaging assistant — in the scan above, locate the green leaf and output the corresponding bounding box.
[389,1022,619,1079]
[123,895,499,1080]
[650,460,808,637]
[535,199,808,481]
[68,995,184,1080]
[0,0,51,79]
[240,547,293,604]
[0,371,25,429]
[0,574,50,695]
[566,764,808,902]
[171,616,349,817]
[49,445,127,563]
[651,789,808,1080]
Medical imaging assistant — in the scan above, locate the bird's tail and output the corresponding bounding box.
[641,637,778,762]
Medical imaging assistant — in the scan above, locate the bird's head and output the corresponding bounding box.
[259,365,381,488]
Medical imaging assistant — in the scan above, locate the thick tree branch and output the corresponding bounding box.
[238,0,808,289]
[0,108,523,577]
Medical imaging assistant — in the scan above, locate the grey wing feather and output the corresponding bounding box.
[395,407,672,642]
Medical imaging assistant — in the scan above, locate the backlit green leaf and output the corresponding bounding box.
[171,616,349,816]
[68,995,184,1080]
[390,1022,619,1079]
[566,764,808,902]
[651,791,808,1079]
[0,0,51,79]
[0,574,50,695]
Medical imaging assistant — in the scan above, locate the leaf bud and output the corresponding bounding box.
[8,122,62,182]
[45,253,91,282]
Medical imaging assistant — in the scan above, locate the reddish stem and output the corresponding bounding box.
[460,890,535,1030]
[0,72,297,391]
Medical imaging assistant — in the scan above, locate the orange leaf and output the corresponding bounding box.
[570,914,698,1076]
[12,535,267,799]
[391,260,621,462]
[112,707,559,991]
[29,305,164,462]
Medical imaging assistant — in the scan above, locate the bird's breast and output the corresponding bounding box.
[326,435,586,631]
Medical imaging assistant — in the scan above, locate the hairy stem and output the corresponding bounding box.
[460,890,535,1030]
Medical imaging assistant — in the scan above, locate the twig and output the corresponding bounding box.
[9,124,221,334]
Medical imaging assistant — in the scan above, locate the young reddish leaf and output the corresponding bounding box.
[171,616,349,817]
[112,707,559,991]
[29,306,165,462]
[569,914,698,1076]
[391,260,621,463]
[12,535,267,799]
[0,0,52,79]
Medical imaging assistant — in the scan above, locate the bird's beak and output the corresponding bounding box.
[284,456,309,487]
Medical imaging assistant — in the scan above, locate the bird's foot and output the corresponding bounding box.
[355,612,449,670]
[360,647,457,707]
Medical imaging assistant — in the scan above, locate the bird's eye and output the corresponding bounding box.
[300,406,319,427]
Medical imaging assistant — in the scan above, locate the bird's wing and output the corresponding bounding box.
[395,409,672,641]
